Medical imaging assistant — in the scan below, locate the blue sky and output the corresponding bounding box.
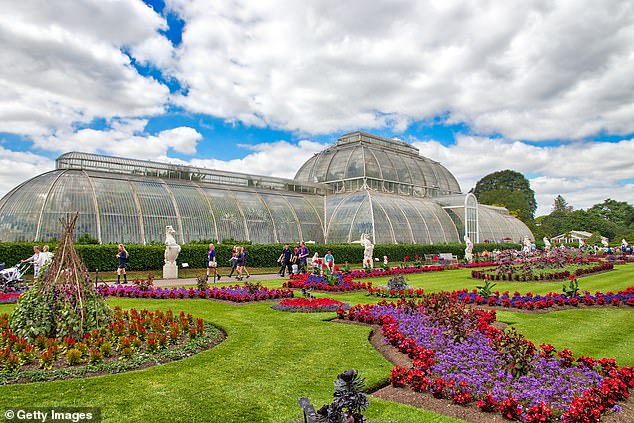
[0,0,633,216]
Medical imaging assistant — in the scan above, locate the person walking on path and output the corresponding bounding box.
[116,244,129,284]
[298,241,309,274]
[278,244,292,277]
[236,246,247,281]
[21,245,41,278]
[291,246,299,274]
[228,246,239,278]
[206,243,222,284]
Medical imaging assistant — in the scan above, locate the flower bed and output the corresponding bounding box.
[471,262,614,281]
[346,265,458,279]
[272,297,350,313]
[459,286,634,310]
[0,307,223,384]
[368,286,634,310]
[340,296,633,422]
[0,293,20,304]
[97,284,293,302]
[283,273,369,292]
[368,287,426,298]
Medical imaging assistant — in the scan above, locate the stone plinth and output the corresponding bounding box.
[163,262,178,279]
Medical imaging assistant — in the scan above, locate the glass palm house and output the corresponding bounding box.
[0,131,532,244]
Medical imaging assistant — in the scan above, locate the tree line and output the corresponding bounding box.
[472,170,633,243]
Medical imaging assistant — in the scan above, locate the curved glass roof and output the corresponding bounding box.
[0,169,324,244]
[295,131,461,196]
[325,190,460,244]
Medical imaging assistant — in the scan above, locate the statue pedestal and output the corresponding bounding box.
[163,263,178,279]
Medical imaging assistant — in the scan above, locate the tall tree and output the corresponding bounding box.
[473,170,537,222]
[552,195,573,213]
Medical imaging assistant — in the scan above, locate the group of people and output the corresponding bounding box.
[206,244,250,283]
[20,245,54,278]
[276,242,335,277]
[276,242,311,277]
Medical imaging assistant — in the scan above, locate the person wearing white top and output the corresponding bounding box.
[21,245,41,278]
[37,245,54,270]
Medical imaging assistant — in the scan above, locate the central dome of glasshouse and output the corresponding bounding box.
[0,131,532,245]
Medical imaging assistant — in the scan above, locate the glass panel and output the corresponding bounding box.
[168,184,216,243]
[363,147,382,180]
[345,146,365,179]
[347,195,372,243]
[259,193,300,244]
[370,198,394,244]
[313,150,336,182]
[326,193,368,243]
[394,197,429,244]
[374,196,412,243]
[0,172,59,242]
[232,191,276,244]
[370,149,398,182]
[92,176,143,244]
[326,149,353,181]
[285,196,324,243]
[131,181,179,244]
[403,157,426,187]
[38,171,98,242]
[202,189,247,243]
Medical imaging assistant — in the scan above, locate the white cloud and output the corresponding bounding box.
[167,0,634,139]
[0,147,54,195]
[412,136,634,216]
[0,0,172,138]
[35,119,202,159]
[188,139,327,178]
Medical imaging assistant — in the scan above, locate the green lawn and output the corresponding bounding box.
[0,264,632,422]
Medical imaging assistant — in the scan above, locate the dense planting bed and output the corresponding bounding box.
[271,298,350,313]
[341,296,633,422]
[0,307,223,384]
[97,284,293,302]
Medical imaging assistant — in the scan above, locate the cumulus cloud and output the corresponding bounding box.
[187,139,327,178]
[0,0,173,138]
[35,119,202,159]
[0,147,54,195]
[167,0,634,139]
[412,136,634,215]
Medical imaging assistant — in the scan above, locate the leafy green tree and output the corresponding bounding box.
[587,199,634,228]
[552,195,573,213]
[473,170,536,222]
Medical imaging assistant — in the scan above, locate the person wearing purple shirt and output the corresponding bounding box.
[206,243,222,283]
[298,241,309,274]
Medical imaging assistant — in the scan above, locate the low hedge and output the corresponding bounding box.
[0,242,519,272]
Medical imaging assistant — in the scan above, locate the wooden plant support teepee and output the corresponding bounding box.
[10,213,112,341]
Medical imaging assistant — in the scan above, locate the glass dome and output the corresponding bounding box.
[295,131,461,197]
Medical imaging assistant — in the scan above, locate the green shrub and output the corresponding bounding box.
[65,348,82,366]
[0,241,520,272]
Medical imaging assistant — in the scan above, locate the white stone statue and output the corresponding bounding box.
[163,225,181,279]
[522,236,531,254]
[579,238,585,248]
[360,233,374,269]
[622,239,629,248]
[601,237,609,248]
[464,235,474,263]
[543,237,552,251]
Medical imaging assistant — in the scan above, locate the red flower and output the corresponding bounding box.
[569,274,577,280]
